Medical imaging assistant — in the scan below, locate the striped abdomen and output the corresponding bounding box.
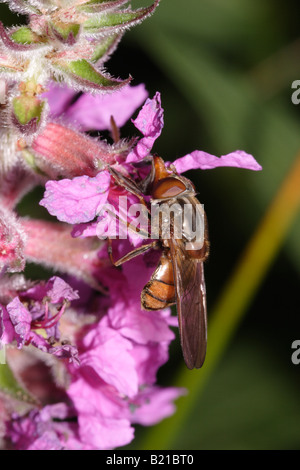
[141,252,176,310]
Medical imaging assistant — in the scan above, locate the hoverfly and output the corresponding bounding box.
[107,155,209,369]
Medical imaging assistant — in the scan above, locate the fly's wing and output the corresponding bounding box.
[169,237,207,369]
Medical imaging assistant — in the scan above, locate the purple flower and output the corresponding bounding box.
[2,84,262,451]
[1,276,80,363]
[39,91,261,244]
[7,404,81,450]
[4,272,183,449]
[44,82,148,132]
[2,247,185,449]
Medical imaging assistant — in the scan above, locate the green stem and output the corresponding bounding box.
[140,152,300,450]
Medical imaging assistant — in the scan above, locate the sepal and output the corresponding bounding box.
[83,1,160,35]
[12,95,45,132]
[90,33,121,63]
[11,81,46,135]
[49,21,81,45]
[0,0,41,15]
[10,26,43,45]
[0,22,44,51]
[77,0,130,14]
[52,58,131,92]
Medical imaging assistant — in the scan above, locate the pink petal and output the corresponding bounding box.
[45,277,79,303]
[81,316,138,397]
[6,297,31,347]
[78,414,133,450]
[71,221,98,238]
[24,276,79,303]
[0,303,15,344]
[109,300,174,345]
[63,84,148,131]
[130,342,170,385]
[129,386,186,426]
[126,92,164,162]
[27,431,64,450]
[173,149,262,173]
[27,331,49,353]
[68,377,134,449]
[40,171,110,224]
[43,82,77,118]
[68,374,126,419]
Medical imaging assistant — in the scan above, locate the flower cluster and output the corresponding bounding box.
[0,0,262,451]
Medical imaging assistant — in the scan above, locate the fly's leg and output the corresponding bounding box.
[107,162,159,266]
[108,239,160,267]
[108,167,150,212]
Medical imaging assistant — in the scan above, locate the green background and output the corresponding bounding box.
[1,0,300,450]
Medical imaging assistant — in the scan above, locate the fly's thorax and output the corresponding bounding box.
[150,195,205,248]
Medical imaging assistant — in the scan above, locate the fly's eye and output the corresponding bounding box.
[152,177,187,199]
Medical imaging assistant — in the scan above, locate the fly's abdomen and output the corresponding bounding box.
[141,253,176,310]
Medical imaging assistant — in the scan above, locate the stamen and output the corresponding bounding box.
[32,302,67,330]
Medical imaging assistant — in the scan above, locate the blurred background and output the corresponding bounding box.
[1,0,300,450]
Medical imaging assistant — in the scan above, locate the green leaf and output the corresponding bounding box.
[0,363,37,405]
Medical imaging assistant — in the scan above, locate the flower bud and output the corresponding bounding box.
[31,122,118,178]
[11,81,46,135]
[12,94,45,134]
[50,21,80,45]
